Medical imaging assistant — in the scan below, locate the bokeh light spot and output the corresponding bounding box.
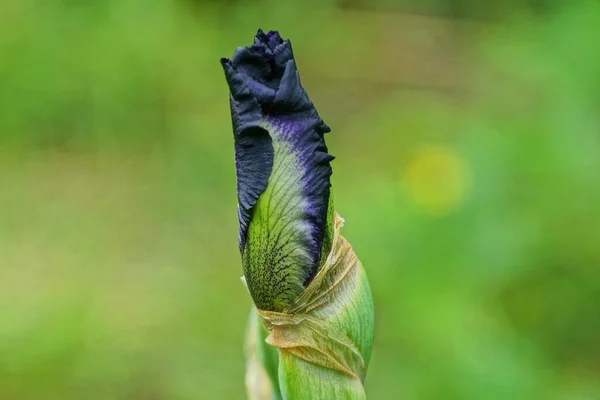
[401,144,471,217]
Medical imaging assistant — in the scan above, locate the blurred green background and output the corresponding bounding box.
[1,0,599,398]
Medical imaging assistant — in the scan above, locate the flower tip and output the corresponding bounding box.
[254,29,284,51]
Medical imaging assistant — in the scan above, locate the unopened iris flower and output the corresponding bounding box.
[221,29,374,400]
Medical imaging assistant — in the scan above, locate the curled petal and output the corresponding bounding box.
[222,30,334,311]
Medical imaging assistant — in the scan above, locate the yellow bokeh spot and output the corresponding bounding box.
[401,144,471,217]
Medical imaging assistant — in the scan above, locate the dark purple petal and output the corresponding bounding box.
[221,58,274,248]
[221,30,334,311]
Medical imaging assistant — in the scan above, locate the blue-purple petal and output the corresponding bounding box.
[221,58,274,248]
[221,30,334,311]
